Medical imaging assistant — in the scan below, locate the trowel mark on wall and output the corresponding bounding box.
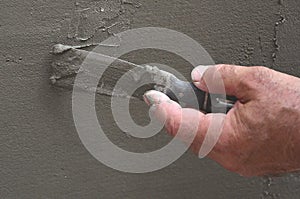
[272,15,286,64]
[121,0,142,8]
[272,0,286,67]
[67,0,141,42]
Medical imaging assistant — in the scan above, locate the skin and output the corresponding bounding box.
[143,65,300,177]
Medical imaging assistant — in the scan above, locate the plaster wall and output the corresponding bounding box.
[1,0,300,198]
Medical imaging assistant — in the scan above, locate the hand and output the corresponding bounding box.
[143,65,300,177]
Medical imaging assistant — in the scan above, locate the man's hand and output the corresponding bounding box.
[143,65,300,177]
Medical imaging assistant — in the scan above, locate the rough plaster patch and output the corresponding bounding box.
[66,0,140,41]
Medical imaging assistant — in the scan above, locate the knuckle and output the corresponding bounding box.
[215,64,231,77]
[216,64,241,83]
[216,64,229,70]
[210,65,235,90]
[248,66,273,84]
[238,66,273,94]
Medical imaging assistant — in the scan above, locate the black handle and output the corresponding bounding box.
[163,80,238,113]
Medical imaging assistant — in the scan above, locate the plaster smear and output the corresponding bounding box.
[50,45,211,111]
[50,45,175,99]
[67,0,141,41]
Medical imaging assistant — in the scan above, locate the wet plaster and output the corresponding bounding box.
[50,45,184,102]
[64,0,141,43]
[1,0,300,198]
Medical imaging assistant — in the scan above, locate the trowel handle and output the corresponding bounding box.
[164,81,238,113]
[189,83,238,113]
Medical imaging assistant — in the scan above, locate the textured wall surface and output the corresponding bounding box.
[1,0,300,198]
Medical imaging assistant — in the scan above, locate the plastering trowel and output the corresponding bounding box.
[50,44,237,113]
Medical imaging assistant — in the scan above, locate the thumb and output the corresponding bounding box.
[191,64,252,100]
[143,90,227,158]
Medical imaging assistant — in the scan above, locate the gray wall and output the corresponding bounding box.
[1,0,300,198]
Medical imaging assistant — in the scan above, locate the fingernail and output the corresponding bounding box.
[143,90,171,106]
[191,65,212,82]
